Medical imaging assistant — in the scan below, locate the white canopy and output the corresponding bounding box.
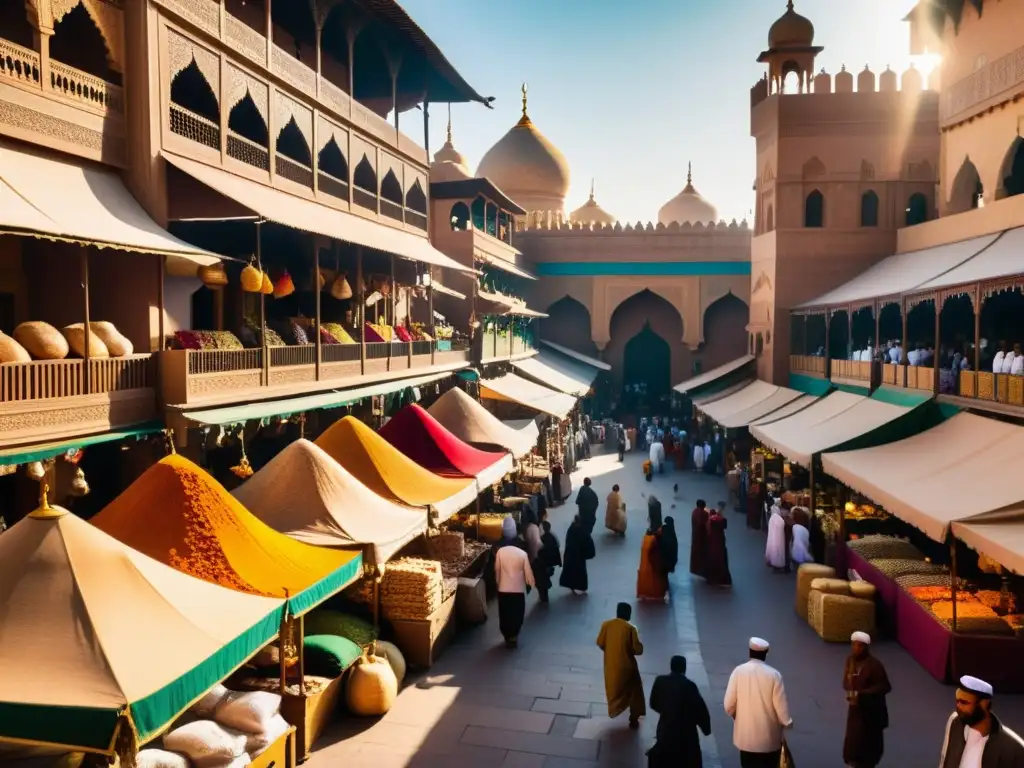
[797,231,999,308]
[698,381,806,429]
[674,356,755,394]
[234,439,426,566]
[823,412,1024,544]
[428,387,536,457]
[481,373,576,419]
[540,340,611,371]
[914,227,1024,292]
[512,351,598,396]
[749,394,817,426]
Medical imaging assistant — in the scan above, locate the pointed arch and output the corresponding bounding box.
[997,137,1024,200]
[471,196,486,231]
[860,190,879,227]
[317,137,349,200]
[802,156,826,179]
[702,292,749,362]
[227,92,270,170]
[949,157,983,214]
[541,296,598,357]
[380,169,403,204]
[406,179,427,214]
[804,189,824,227]
[169,59,221,150]
[50,1,118,84]
[353,155,377,193]
[276,117,312,167]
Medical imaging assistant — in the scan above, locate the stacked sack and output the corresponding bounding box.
[145,685,289,768]
[381,557,442,620]
[427,531,465,561]
[342,575,375,606]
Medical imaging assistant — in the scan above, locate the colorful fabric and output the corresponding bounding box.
[93,454,360,613]
[379,404,508,478]
[364,324,385,343]
[637,533,668,599]
[323,323,356,344]
[394,325,413,342]
[302,635,362,677]
[314,416,477,519]
[596,617,646,719]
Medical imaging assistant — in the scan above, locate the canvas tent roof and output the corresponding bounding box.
[0,504,283,751]
[315,416,478,522]
[380,403,514,487]
[539,340,611,370]
[750,390,927,467]
[748,394,817,426]
[480,373,576,419]
[914,226,1024,293]
[427,387,536,457]
[706,383,809,428]
[234,440,426,566]
[674,355,755,395]
[504,417,541,446]
[822,412,1024,544]
[92,454,360,615]
[511,351,599,396]
[952,519,1024,576]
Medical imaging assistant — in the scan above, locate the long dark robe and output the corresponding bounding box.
[647,672,711,768]
[560,522,595,591]
[497,593,526,640]
[705,513,732,586]
[576,486,600,532]
[659,520,679,574]
[535,532,562,596]
[689,506,709,576]
[843,653,891,767]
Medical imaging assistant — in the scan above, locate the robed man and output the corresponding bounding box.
[843,632,891,768]
[597,602,646,729]
[576,477,600,533]
[648,655,711,767]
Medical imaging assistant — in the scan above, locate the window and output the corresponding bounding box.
[906,193,929,226]
[804,190,824,228]
[860,191,879,227]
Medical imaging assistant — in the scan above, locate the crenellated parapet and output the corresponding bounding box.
[751,63,940,106]
[514,216,751,234]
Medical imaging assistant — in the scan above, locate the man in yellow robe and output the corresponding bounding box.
[597,602,646,728]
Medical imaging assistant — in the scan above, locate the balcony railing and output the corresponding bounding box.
[0,39,40,87]
[49,59,124,114]
[830,360,872,383]
[789,355,826,377]
[160,340,469,406]
[1,355,154,402]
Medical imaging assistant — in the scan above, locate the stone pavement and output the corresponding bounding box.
[313,449,1024,768]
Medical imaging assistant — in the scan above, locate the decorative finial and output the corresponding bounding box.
[589,178,595,201]
[521,82,528,117]
[446,103,452,144]
[787,0,794,9]
[687,162,693,186]
[39,482,49,509]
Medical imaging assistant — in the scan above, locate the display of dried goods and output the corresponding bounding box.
[381,557,443,621]
[907,586,972,603]
[442,577,458,602]
[428,531,465,561]
[949,617,1016,636]
[928,599,996,621]
[895,573,963,590]
[440,539,490,578]
[870,558,946,578]
[235,675,334,696]
[847,536,924,562]
[343,575,375,605]
[975,590,1016,612]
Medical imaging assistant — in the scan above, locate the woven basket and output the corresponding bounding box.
[197,263,228,288]
[849,581,877,600]
[796,563,835,620]
[810,577,851,595]
[810,591,875,642]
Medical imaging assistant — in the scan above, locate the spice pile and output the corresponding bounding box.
[343,576,375,605]
[428,531,465,561]
[381,558,442,620]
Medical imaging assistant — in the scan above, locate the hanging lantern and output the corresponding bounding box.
[317,268,327,291]
[197,263,229,289]
[331,273,353,300]
[230,430,254,479]
[241,263,264,293]
[260,272,274,295]
[274,271,296,298]
[26,461,45,481]
[69,467,90,497]
[215,425,227,447]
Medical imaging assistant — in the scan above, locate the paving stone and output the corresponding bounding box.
[503,752,547,768]
[532,698,594,717]
[461,725,601,761]
[549,715,582,738]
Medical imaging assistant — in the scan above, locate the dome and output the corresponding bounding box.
[768,0,815,48]
[570,181,616,226]
[430,115,472,183]
[658,164,719,226]
[476,85,570,213]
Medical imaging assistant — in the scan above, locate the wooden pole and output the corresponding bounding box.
[933,294,941,393]
[950,541,959,633]
[372,571,381,629]
[256,221,268,385]
[297,614,306,695]
[278,593,289,695]
[357,246,365,374]
[974,287,981,373]
[81,248,91,393]
[475,496,481,540]
[314,241,321,381]
[157,255,166,350]
[836,479,848,577]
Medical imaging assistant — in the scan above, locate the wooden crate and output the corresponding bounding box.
[280,676,345,763]
[390,594,457,669]
[250,725,297,768]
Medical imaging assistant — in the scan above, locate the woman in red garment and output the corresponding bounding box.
[705,502,732,587]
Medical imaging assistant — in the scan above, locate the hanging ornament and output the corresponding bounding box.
[273,271,296,298]
[26,461,45,481]
[230,429,254,479]
[197,263,229,289]
[69,467,90,497]
[260,272,274,295]
[215,425,227,447]
[241,261,264,293]
[331,273,353,300]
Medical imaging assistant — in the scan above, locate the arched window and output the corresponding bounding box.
[906,193,929,226]
[353,156,377,193]
[276,118,311,167]
[50,3,119,84]
[380,170,404,221]
[450,202,470,231]
[804,190,824,228]
[999,138,1024,199]
[756,333,765,355]
[860,190,879,227]
[405,180,427,214]
[317,138,349,200]
[227,93,269,170]
[949,159,983,214]
[485,202,498,237]
[169,60,220,150]
[471,197,486,231]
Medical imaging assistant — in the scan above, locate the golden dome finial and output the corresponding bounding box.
[687,161,693,186]
[517,82,532,127]
[446,103,453,144]
[589,178,595,201]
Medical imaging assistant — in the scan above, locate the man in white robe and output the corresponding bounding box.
[765,506,787,571]
[649,440,665,474]
[693,441,705,472]
[724,637,793,768]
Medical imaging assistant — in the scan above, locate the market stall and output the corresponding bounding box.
[314,415,479,523]
[511,351,599,397]
[822,412,1024,689]
[697,380,807,429]
[380,403,515,488]
[480,373,577,420]
[428,387,537,458]
[93,453,362,614]
[0,491,285,758]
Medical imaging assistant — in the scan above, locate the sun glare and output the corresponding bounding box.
[911,53,942,82]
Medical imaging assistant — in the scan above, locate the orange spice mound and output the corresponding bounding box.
[92,454,354,597]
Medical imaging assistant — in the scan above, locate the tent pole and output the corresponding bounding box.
[298,614,306,695]
[476,496,481,540]
[950,541,958,633]
[372,570,381,629]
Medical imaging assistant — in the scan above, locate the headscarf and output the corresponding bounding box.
[502,516,517,541]
[647,495,663,532]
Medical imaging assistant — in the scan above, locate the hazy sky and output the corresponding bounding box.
[399,0,930,225]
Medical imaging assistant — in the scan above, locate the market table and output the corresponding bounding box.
[845,548,900,629]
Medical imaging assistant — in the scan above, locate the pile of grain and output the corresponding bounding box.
[440,540,490,578]
[343,575,375,605]
[428,531,465,561]
[381,557,442,620]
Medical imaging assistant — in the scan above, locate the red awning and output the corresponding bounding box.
[380,404,513,486]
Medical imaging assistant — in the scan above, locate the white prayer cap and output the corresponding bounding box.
[960,676,994,698]
[749,637,770,651]
[851,631,871,645]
